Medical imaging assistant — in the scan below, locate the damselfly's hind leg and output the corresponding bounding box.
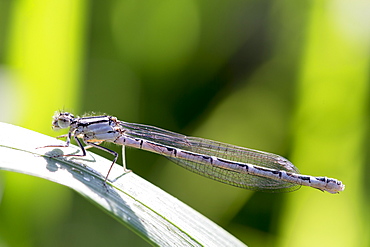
[84,141,118,182]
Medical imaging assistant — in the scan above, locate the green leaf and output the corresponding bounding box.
[0,122,246,247]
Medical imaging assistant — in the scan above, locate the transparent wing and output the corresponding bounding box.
[166,157,300,192]
[120,121,301,192]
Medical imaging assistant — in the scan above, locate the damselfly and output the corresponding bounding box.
[43,112,345,193]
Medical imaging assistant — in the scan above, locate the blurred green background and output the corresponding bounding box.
[0,0,369,246]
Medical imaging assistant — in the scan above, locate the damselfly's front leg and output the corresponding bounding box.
[38,130,74,150]
[38,130,91,158]
[40,132,120,182]
[55,134,96,151]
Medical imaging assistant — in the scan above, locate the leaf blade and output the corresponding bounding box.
[0,122,247,247]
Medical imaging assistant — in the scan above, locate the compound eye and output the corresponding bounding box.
[57,117,71,129]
